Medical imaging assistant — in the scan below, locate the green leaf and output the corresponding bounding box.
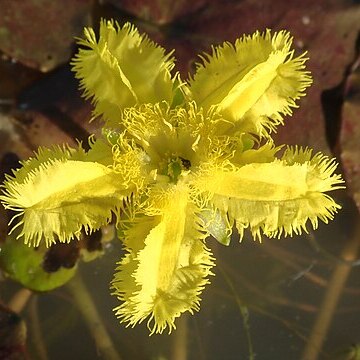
[0,234,76,292]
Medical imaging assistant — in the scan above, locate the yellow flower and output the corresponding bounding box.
[1,20,344,335]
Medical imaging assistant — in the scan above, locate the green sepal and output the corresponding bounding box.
[199,208,231,246]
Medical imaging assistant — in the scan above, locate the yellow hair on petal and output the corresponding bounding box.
[1,157,140,247]
[72,19,176,125]
[112,185,215,334]
[195,149,344,241]
[189,29,312,138]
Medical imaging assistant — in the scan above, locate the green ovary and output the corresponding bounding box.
[156,155,192,183]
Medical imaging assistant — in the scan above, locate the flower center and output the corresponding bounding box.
[165,156,191,183]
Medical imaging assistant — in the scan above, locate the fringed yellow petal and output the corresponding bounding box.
[189,29,312,136]
[112,215,159,315]
[1,159,136,247]
[234,51,312,136]
[9,144,85,183]
[72,20,176,124]
[218,50,289,121]
[83,135,114,165]
[281,146,345,193]
[195,149,344,240]
[112,185,215,335]
[232,140,280,166]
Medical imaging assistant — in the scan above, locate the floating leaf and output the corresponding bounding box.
[0,233,76,292]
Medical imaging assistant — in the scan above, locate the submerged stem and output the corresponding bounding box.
[7,288,32,313]
[301,222,360,360]
[29,296,48,360]
[67,272,122,360]
[171,313,188,360]
[219,264,254,360]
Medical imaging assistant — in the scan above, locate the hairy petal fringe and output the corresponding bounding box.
[194,148,344,240]
[72,19,176,125]
[1,156,139,246]
[188,29,312,137]
[112,185,215,335]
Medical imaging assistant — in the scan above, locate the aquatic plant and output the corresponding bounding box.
[1,20,344,335]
